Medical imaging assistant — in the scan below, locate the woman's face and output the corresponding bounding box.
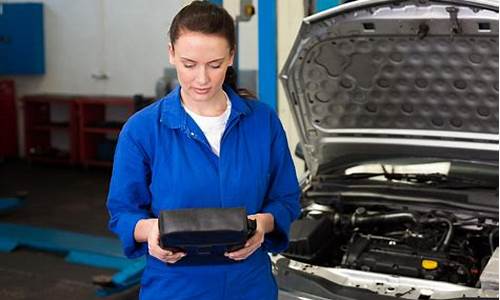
[169,30,234,104]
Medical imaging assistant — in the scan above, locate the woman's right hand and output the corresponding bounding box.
[147,219,186,264]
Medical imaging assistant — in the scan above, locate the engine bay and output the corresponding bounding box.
[283,201,499,288]
[277,0,499,296]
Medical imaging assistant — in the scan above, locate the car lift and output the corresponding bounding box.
[0,193,27,214]
[0,197,23,213]
[0,195,145,296]
[0,222,145,296]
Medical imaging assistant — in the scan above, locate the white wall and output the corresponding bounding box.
[277,0,305,176]
[223,0,258,70]
[1,0,182,97]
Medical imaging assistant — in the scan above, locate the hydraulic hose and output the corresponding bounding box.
[351,212,418,227]
[427,217,453,251]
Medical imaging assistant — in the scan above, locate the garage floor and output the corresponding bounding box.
[0,160,139,300]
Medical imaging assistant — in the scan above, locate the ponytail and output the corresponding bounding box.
[224,66,256,99]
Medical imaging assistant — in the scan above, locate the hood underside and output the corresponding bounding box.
[280,0,499,175]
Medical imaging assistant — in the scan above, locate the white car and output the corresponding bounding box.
[277,0,499,299]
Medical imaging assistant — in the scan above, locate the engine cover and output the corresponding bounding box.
[342,234,472,285]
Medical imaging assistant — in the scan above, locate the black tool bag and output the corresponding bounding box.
[158,207,256,265]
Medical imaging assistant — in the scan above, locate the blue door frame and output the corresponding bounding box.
[210,0,278,110]
[258,0,277,110]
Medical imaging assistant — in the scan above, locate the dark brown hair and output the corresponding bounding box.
[169,1,255,99]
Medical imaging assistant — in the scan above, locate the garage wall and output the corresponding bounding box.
[0,0,183,155]
[1,0,183,97]
[277,0,305,177]
[223,0,258,71]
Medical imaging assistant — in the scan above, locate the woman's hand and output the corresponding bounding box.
[225,213,274,261]
[137,218,186,264]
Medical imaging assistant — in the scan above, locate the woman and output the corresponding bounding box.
[107,1,300,299]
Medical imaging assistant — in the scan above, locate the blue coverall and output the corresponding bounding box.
[107,85,301,299]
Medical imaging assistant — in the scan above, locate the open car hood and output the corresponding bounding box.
[280,0,499,176]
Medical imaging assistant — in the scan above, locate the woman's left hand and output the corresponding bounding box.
[225,213,274,261]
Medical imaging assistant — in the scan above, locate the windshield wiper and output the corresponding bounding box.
[330,172,497,189]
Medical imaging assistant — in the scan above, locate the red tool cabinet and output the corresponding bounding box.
[0,80,18,158]
[22,94,139,167]
[22,95,79,165]
[77,97,135,168]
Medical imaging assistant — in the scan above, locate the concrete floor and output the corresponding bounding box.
[0,160,139,300]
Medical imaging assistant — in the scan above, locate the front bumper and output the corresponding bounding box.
[274,256,497,300]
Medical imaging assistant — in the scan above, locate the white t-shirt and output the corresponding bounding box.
[183,93,231,156]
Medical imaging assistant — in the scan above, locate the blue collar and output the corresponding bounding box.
[160,85,252,129]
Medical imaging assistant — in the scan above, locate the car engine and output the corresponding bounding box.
[283,202,499,287]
